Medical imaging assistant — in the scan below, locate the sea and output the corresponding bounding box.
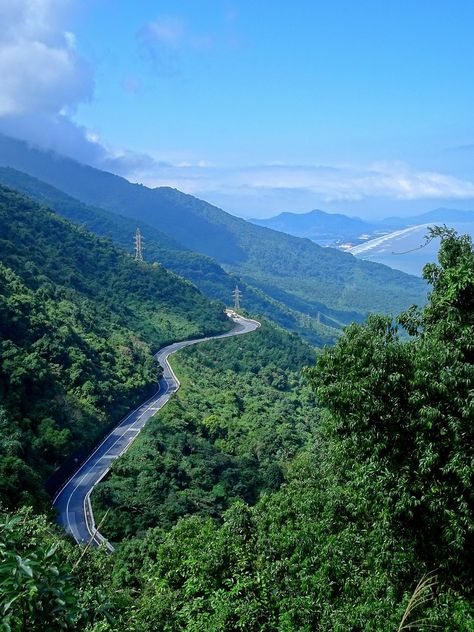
[349,222,474,277]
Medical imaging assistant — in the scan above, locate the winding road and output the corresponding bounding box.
[52,312,260,552]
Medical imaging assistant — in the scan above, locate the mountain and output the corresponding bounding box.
[250,206,474,276]
[0,167,338,346]
[250,209,374,242]
[92,319,318,540]
[252,207,474,242]
[0,134,427,333]
[1,220,472,630]
[0,184,229,508]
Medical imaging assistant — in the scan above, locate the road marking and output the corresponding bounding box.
[54,315,260,550]
[62,383,171,541]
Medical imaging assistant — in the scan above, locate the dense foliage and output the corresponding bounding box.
[0,185,228,509]
[92,322,317,539]
[106,229,470,630]
[0,222,471,631]
[0,166,338,346]
[0,134,427,341]
[0,507,115,631]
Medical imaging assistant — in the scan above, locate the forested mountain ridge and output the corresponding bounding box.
[1,228,472,631]
[0,166,338,346]
[0,133,427,335]
[0,184,228,509]
[98,228,474,630]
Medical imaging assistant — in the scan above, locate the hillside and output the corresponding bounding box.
[0,134,427,332]
[250,206,474,277]
[92,319,318,541]
[92,228,474,630]
[0,185,228,509]
[2,229,471,631]
[0,166,339,346]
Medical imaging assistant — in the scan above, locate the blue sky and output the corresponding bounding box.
[1,0,474,218]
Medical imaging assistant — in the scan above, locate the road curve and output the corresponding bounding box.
[52,312,260,552]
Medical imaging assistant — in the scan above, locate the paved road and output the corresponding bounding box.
[52,312,260,551]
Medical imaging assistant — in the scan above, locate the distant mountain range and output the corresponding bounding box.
[0,133,427,344]
[251,207,474,243]
[250,209,372,244]
[251,207,474,276]
[379,208,474,228]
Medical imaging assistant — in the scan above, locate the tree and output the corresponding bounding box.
[115,230,473,631]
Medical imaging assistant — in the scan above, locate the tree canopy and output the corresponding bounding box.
[0,185,228,509]
[0,227,472,631]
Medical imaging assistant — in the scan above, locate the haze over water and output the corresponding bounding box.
[352,222,474,276]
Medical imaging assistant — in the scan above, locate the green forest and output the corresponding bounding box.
[0,135,428,343]
[0,185,228,510]
[91,321,317,539]
[0,166,346,347]
[0,198,472,632]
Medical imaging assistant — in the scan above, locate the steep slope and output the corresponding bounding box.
[0,167,339,345]
[0,134,427,329]
[108,230,473,631]
[1,230,471,632]
[0,185,228,509]
[92,319,318,541]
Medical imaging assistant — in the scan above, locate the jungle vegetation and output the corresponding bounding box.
[0,166,345,346]
[0,134,427,343]
[0,185,228,509]
[91,321,318,540]
[0,208,472,630]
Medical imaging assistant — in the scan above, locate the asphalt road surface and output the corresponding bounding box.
[52,312,260,551]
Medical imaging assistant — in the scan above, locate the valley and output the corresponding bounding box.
[53,312,259,551]
[1,5,473,630]
[0,172,472,632]
[0,134,427,346]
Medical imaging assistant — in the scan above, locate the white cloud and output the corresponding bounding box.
[0,0,93,117]
[132,160,474,200]
[143,17,185,49]
[0,2,472,220]
[0,0,151,174]
[121,160,474,217]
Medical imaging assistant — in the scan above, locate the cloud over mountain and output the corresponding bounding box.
[0,0,93,116]
[0,1,156,176]
[1,3,473,220]
[126,160,474,217]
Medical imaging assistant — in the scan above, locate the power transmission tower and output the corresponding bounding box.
[232,285,242,310]
[134,228,143,261]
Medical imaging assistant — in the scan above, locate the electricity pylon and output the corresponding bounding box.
[232,285,242,310]
[134,228,143,261]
